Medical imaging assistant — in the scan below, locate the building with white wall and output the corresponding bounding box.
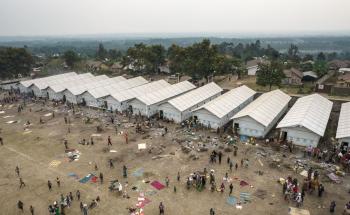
[158,82,223,123]
[129,81,196,118]
[232,89,291,138]
[105,80,171,112]
[277,94,333,147]
[192,85,256,129]
[336,102,350,147]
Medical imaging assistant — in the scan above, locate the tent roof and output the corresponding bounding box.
[194,85,256,119]
[65,75,111,95]
[111,80,171,102]
[136,81,196,106]
[20,72,77,88]
[167,82,223,112]
[232,89,291,127]
[48,73,95,93]
[277,94,333,136]
[336,102,350,139]
[88,76,148,99]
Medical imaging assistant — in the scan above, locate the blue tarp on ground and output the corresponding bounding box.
[227,196,237,206]
[79,173,94,183]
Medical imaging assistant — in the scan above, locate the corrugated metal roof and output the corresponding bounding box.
[167,82,223,112]
[88,76,148,99]
[111,80,171,102]
[336,102,350,139]
[35,73,93,90]
[194,85,256,119]
[136,81,196,106]
[232,89,291,127]
[21,72,77,87]
[277,94,333,136]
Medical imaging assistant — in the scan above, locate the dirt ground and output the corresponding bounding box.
[0,99,349,215]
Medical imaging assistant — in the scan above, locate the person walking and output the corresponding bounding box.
[17,200,24,212]
[159,202,165,215]
[218,151,222,164]
[76,190,81,201]
[30,205,34,215]
[229,161,233,172]
[48,180,52,191]
[0,136,3,146]
[64,139,68,149]
[177,172,180,182]
[107,136,112,146]
[109,159,114,168]
[19,178,25,188]
[229,183,233,195]
[69,192,74,201]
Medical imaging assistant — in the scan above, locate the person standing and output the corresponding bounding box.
[64,140,68,149]
[123,165,128,178]
[177,172,180,182]
[218,151,222,164]
[229,161,233,172]
[229,183,233,195]
[318,184,325,197]
[210,208,215,215]
[48,180,52,191]
[99,172,104,184]
[90,137,94,146]
[30,205,34,215]
[15,166,20,177]
[56,177,60,187]
[330,201,336,213]
[76,190,81,201]
[165,177,170,187]
[159,202,165,215]
[109,159,114,168]
[0,137,3,146]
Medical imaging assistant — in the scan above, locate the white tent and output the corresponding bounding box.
[232,89,291,138]
[129,81,196,117]
[336,102,350,145]
[19,72,77,93]
[192,85,256,129]
[46,73,95,100]
[62,75,111,104]
[158,82,223,123]
[82,76,148,108]
[29,72,78,97]
[277,94,333,147]
[105,80,171,112]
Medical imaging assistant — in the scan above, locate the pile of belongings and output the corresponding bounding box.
[65,149,81,161]
[109,180,123,192]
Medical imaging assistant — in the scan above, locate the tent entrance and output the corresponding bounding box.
[159,110,164,119]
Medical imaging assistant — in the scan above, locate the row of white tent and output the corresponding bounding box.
[16,72,349,148]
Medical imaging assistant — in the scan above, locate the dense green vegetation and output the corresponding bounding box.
[0,47,34,79]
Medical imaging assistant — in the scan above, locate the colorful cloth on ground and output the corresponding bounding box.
[132,168,144,177]
[240,180,249,186]
[150,180,165,190]
[79,174,94,183]
[240,192,251,202]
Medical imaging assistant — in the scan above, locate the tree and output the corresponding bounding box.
[147,45,166,73]
[313,61,328,77]
[96,43,108,60]
[0,47,34,79]
[256,61,285,90]
[302,54,314,62]
[287,44,300,63]
[168,44,186,74]
[63,50,80,68]
[108,49,122,60]
[316,52,326,61]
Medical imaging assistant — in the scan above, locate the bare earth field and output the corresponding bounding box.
[0,99,349,215]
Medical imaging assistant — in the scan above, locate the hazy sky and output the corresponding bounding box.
[0,0,349,36]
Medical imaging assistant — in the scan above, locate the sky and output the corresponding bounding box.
[0,0,350,37]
